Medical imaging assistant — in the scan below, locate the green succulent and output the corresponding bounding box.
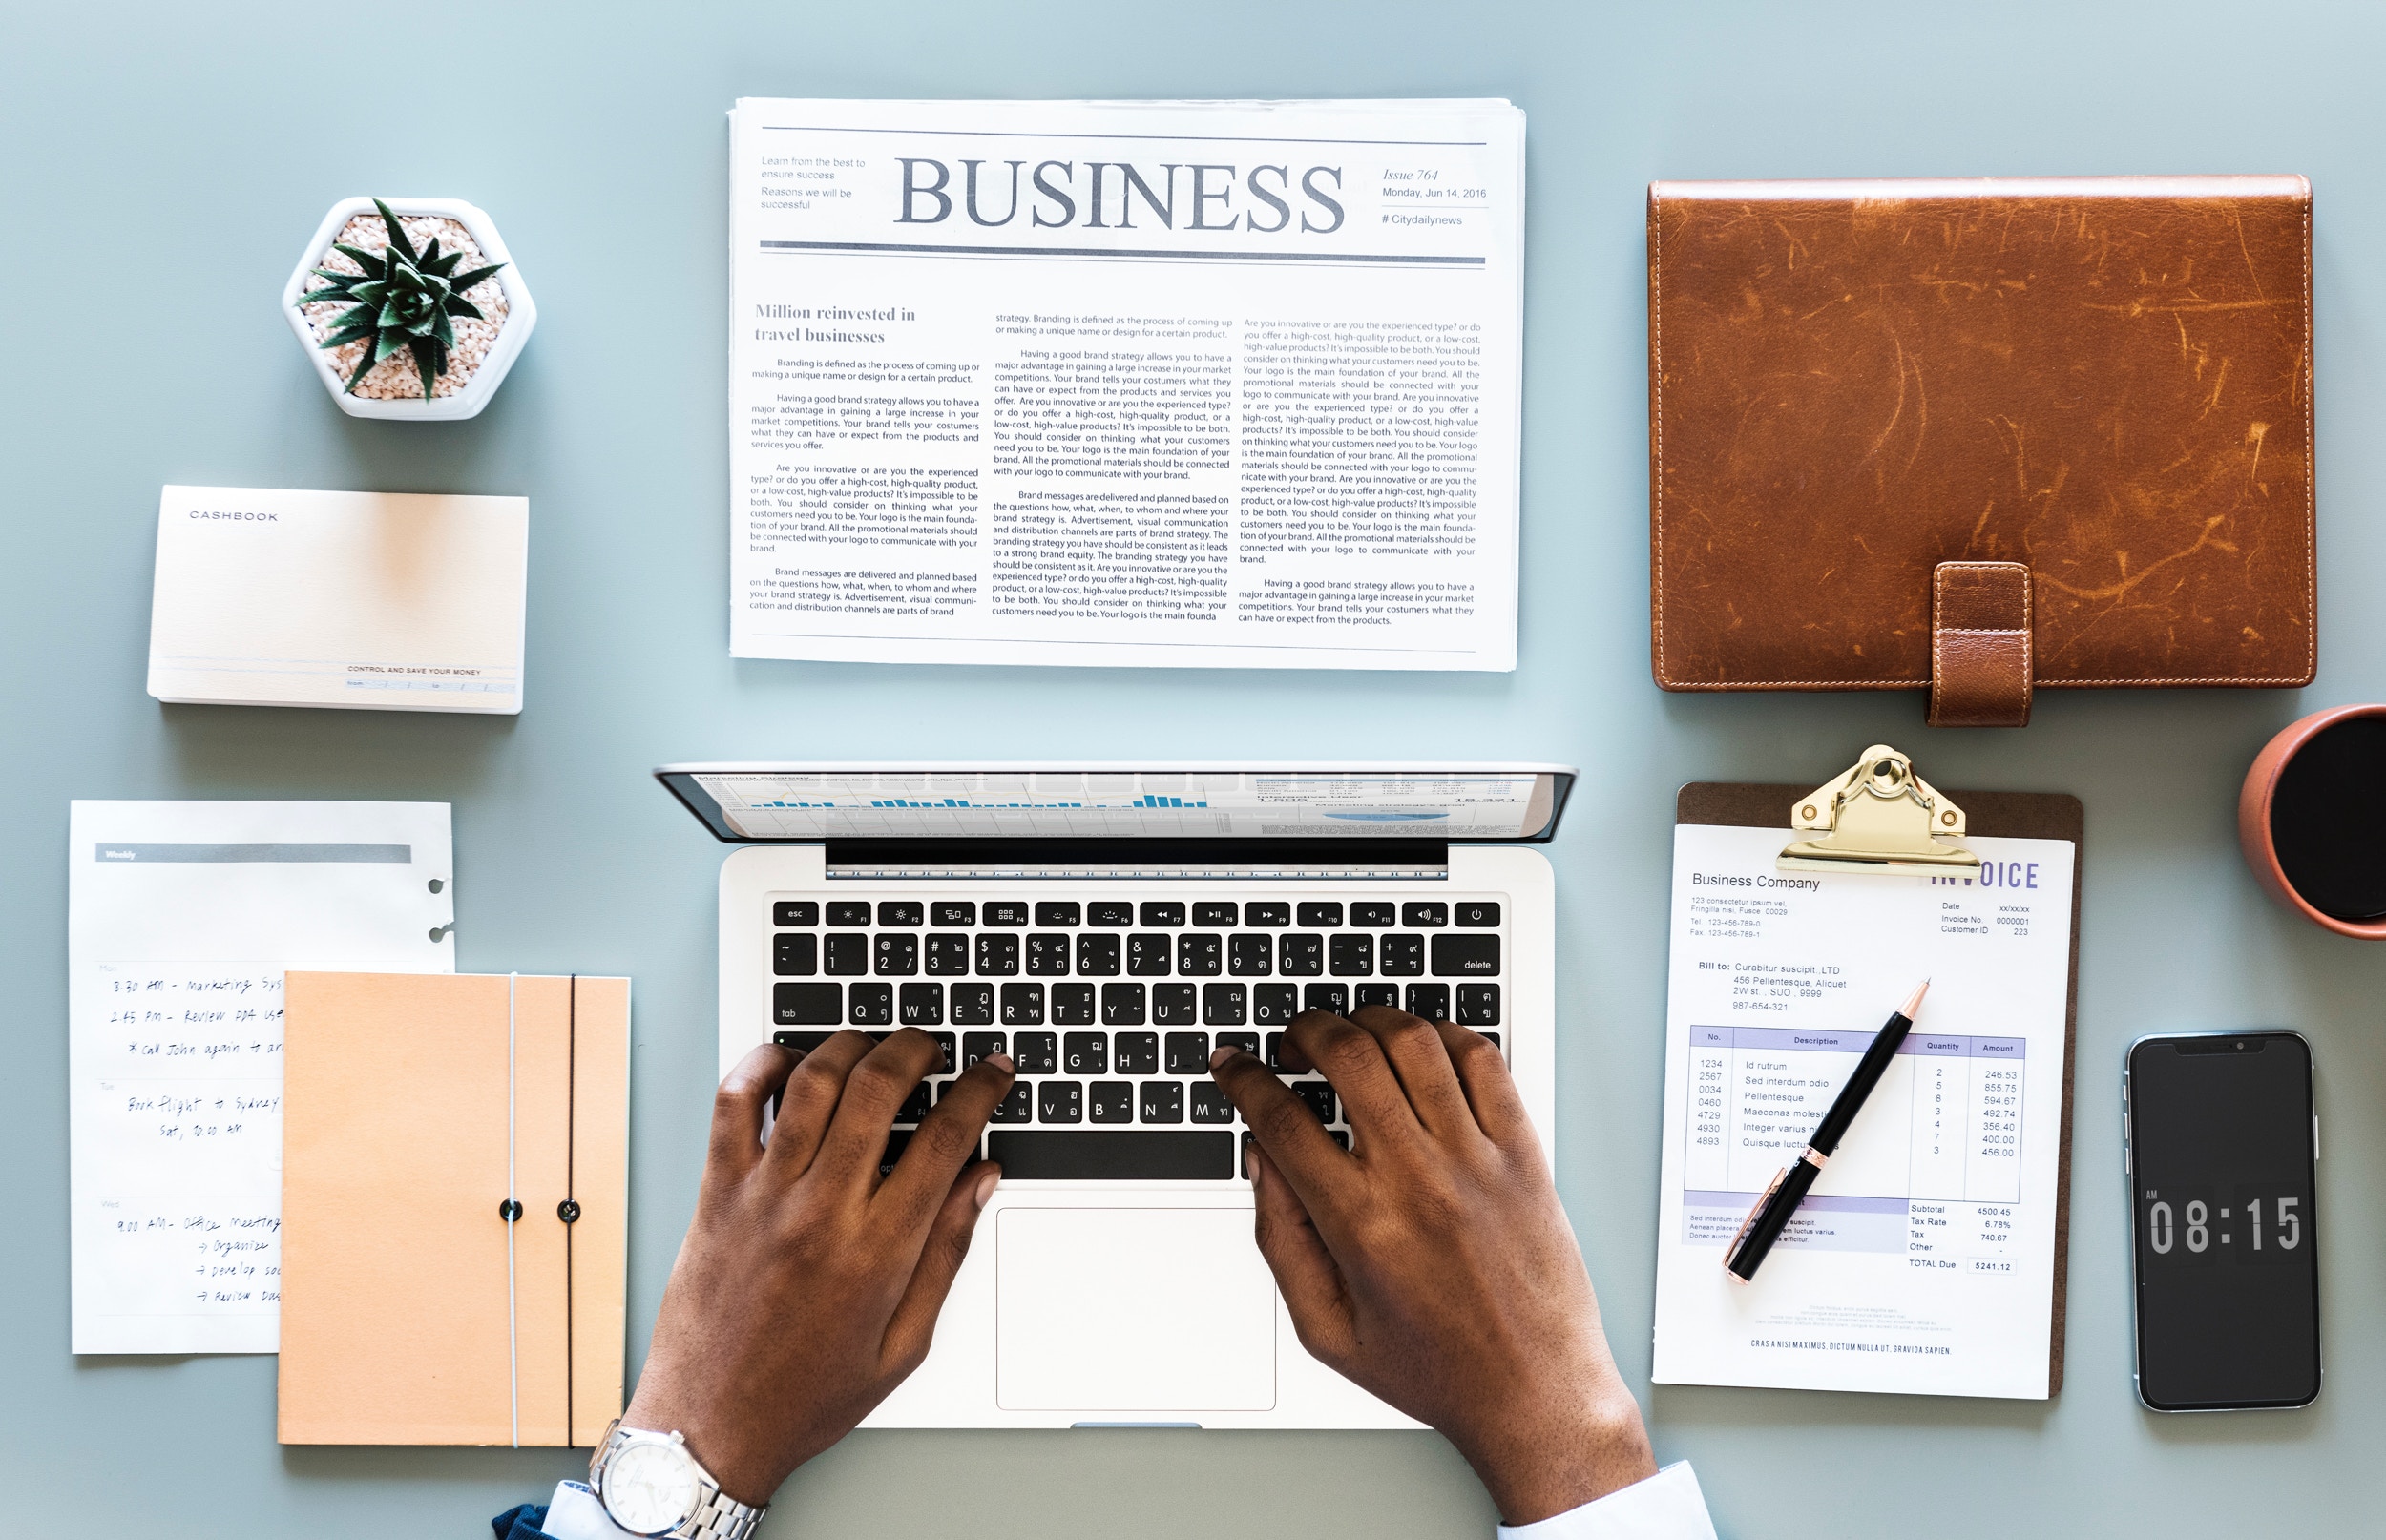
[296,199,506,399]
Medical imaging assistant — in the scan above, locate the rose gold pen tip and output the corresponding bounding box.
[1902,979,1931,1018]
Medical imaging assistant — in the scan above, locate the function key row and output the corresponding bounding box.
[775,929,1498,980]
[770,899,1499,929]
[774,979,1499,1030]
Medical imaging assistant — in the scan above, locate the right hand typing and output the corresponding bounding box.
[1209,1007,1656,1527]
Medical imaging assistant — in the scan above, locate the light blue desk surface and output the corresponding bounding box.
[7,3,2382,1534]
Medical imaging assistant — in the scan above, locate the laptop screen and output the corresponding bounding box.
[659,767,1573,843]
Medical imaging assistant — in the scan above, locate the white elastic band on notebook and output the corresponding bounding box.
[507,971,519,1448]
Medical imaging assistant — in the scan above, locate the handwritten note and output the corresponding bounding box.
[73,965,290,1338]
[68,799,452,1354]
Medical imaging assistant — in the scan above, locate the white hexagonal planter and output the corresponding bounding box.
[282,196,536,421]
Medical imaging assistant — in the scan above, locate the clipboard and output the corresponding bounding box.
[1672,751,2083,1394]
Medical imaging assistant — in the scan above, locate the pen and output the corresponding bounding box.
[1723,978,1931,1283]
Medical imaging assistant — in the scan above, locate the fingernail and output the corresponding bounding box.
[986,1052,1015,1072]
[973,1168,1000,1209]
[1209,1045,1235,1068]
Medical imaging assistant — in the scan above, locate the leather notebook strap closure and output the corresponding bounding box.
[1929,561,2033,728]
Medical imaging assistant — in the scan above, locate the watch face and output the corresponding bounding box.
[602,1438,701,1534]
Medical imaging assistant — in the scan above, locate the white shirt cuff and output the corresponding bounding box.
[536,1480,641,1540]
[1496,1462,1718,1540]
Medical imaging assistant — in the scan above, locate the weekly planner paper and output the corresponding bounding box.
[1652,822,2074,1399]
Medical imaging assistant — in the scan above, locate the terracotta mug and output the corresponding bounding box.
[2240,703,2386,938]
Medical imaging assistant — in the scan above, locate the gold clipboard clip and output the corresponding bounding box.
[1778,744,1979,876]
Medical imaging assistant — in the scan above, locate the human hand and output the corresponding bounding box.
[1210,1008,1654,1525]
[622,1030,1014,1506]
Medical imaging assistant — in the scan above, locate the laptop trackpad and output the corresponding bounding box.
[995,1207,1277,1413]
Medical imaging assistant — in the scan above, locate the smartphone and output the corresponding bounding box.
[2124,1030,2319,1411]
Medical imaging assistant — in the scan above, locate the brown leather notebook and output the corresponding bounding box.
[1675,782,2083,1393]
[278,972,629,1446]
[1649,176,2313,727]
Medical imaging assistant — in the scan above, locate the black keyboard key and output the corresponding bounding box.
[880,1129,912,1174]
[1405,983,1450,1021]
[1026,932,1072,975]
[975,932,1020,976]
[1076,933,1121,976]
[1401,902,1448,928]
[992,1083,1033,1123]
[1139,901,1185,927]
[1379,935,1425,976]
[986,1128,1229,1177]
[1304,982,1350,1016]
[897,1081,931,1123]
[1013,1030,1057,1075]
[961,1030,1007,1068]
[930,1032,956,1072]
[1164,1031,1211,1072]
[899,982,944,1027]
[1350,902,1395,927]
[828,901,872,926]
[1215,1030,1260,1058]
[925,933,970,975]
[1115,1030,1160,1075]
[1483,1031,1503,1053]
[1034,901,1082,926]
[773,984,841,1026]
[1087,901,1135,927]
[1354,983,1401,1010]
[931,901,976,927]
[1038,1081,1083,1123]
[1294,1082,1337,1123]
[1329,1130,1350,1151]
[1227,934,1272,976]
[1101,982,1147,1026]
[1431,934,1501,976]
[1297,902,1344,927]
[773,900,820,927]
[1063,1031,1109,1074]
[1202,983,1247,1028]
[1455,901,1501,927]
[1329,933,1373,977]
[874,933,919,976]
[773,933,818,976]
[950,983,994,1027]
[1150,984,1198,1027]
[983,902,1029,926]
[1000,983,1046,1027]
[825,933,869,976]
[1252,984,1299,1026]
[1191,1084,1238,1124]
[1178,933,1223,976]
[1265,1032,1290,1072]
[1051,983,1096,1027]
[1193,902,1238,927]
[1245,902,1290,927]
[1126,933,1173,975]
[1089,1080,1134,1122]
[1456,984,1501,1026]
[1139,1081,1186,1124]
[877,901,924,927]
[848,982,893,1026]
[1279,933,1324,976]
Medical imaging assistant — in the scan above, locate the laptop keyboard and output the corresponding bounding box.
[768,895,1505,1180]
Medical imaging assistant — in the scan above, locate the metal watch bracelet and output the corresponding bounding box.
[589,1420,768,1540]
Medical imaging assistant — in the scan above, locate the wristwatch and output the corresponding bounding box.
[587,1420,768,1540]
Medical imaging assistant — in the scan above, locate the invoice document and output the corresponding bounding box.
[726,98,1524,670]
[1651,822,2075,1399]
[69,801,454,1353]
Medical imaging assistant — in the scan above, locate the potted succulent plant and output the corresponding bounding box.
[282,197,535,421]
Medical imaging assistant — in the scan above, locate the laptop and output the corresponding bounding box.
[656,762,1574,1428]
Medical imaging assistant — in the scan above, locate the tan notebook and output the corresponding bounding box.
[278,971,629,1445]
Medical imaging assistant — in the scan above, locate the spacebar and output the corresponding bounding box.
[986,1130,1233,1179]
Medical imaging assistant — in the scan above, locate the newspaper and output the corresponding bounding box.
[726,98,1524,671]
